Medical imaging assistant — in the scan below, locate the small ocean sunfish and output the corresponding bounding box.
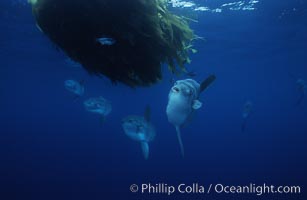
[122,106,156,160]
[84,97,112,121]
[242,101,253,119]
[64,80,84,97]
[296,79,306,105]
[241,101,253,132]
[96,37,116,46]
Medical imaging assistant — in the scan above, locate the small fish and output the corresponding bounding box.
[166,75,216,157]
[185,71,197,77]
[64,80,85,98]
[122,106,155,160]
[241,101,253,132]
[65,58,82,68]
[84,97,112,122]
[96,37,116,46]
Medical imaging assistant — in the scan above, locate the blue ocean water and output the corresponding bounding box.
[0,0,306,200]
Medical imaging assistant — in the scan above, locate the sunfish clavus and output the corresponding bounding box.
[166,75,216,157]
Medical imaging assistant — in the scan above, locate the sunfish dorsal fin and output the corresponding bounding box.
[200,74,216,93]
[144,105,151,122]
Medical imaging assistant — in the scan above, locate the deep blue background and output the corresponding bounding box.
[0,0,306,199]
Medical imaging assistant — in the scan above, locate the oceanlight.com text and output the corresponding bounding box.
[213,183,301,196]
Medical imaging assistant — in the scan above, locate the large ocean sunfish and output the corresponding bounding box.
[166,75,216,157]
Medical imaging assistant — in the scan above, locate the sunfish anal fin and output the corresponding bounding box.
[176,126,185,157]
[141,141,149,160]
[100,115,105,125]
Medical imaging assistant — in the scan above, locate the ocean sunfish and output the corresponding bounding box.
[64,79,85,98]
[122,106,156,160]
[84,96,112,122]
[241,101,253,132]
[296,79,306,105]
[166,75,216,157]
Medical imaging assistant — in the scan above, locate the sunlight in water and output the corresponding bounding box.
[168,0,259,12]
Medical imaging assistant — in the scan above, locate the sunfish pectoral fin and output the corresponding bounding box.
[140,141,149,160]
[176,126,184,157]
[192,100,202,110]
[200,74,216,93]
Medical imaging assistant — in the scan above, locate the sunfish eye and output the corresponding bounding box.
[172,86,180,93]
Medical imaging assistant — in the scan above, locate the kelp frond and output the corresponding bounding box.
[30,0,200,87]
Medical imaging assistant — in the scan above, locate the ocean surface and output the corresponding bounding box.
[0,0,306,199]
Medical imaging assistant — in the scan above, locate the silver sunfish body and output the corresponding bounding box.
[122,106,155,160]
[64,80,84,97]
[166,75,216,157]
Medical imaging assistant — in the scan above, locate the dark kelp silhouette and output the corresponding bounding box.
[29,0,197,87]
